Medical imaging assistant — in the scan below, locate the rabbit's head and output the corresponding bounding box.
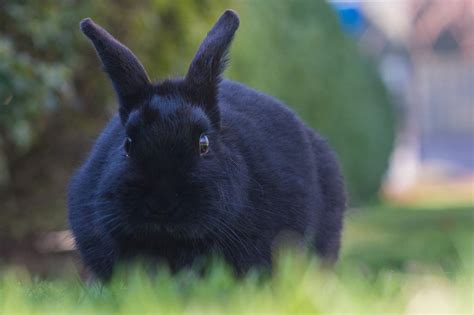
[81,11,248,240]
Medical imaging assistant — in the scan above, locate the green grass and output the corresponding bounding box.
[1,205,473,314]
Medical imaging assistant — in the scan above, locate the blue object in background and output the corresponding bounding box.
[330,2,366,37]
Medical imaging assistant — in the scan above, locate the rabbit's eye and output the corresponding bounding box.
[199,134,209,155]
[123,137,132,157]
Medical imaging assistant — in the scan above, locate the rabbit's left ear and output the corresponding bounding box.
[186,10,239,128]
[80,18,151,124]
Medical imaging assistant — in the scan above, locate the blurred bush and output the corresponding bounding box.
[0,0,392,240]
[228,0,395,203]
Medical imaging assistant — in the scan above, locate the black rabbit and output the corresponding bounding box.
[68,10,346,280]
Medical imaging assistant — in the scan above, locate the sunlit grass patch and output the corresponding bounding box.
[1,206,472,314]
[0,254,471,314]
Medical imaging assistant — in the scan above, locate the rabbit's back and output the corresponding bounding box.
[217,80,345,261]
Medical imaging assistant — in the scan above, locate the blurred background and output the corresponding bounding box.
[0,0,472,288]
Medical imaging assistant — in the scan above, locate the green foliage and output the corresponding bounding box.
[0,206,472,314]
[0,262,470,314]
[228,0,395,203]
[0,2,83,149]
[342,205,473,274]
[0,207,474,314]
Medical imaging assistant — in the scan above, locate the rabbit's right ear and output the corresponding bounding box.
[80,18,151,124]
[185,10,239,129]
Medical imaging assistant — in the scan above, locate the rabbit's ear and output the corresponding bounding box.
[80,18,151,124]
[186,10,239,128]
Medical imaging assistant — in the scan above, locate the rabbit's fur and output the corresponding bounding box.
[68,10,346,280]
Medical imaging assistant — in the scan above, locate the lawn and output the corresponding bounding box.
[1,205,472,314]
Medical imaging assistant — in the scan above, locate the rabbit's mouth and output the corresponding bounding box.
[139,221,195,240]
[140,209,184,233]
[134,203,211,239]
[138,215,210,240]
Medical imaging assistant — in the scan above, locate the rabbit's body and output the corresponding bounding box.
[68,11,345,280]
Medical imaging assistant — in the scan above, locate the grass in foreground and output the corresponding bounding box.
[0,205,473,314]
